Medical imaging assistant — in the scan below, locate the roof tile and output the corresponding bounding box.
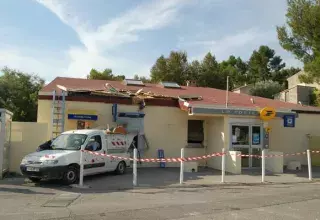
[41,77,320,112]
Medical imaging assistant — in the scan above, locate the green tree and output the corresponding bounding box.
[150,55,168,83]
[249,80,284,99]
[248,46,286,84]
[220,56,248,89]
[87,68,125,81]
[198,52,227,89]
[277,0,320,82]
[150,51,188,85]
[186,60,201,83]
[133,74,151,83]
[0,67,44,121]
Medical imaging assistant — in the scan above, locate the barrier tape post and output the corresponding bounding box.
[133,148,138,186]
[180,148,185,185]
[79,149,84,187]
[221,148,226,183]
[261,149,266,183]
[307,149,312,181]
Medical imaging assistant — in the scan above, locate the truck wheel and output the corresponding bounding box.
[115,161,126,175]
[63,166,79,185]
[28,177,41,183]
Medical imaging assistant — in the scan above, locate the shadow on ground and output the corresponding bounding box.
[0,166,319,194]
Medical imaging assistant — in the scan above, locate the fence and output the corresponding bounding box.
[76,149,320,188]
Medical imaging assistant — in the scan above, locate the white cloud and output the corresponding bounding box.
[0,46,65,81]
[35,0,190,78]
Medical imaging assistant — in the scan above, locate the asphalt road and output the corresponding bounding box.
[1,182,320,219]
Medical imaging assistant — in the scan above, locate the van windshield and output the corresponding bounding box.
[51,134,87,150]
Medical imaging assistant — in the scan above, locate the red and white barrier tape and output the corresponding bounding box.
[81,150,320,163]
[81,150,224,162]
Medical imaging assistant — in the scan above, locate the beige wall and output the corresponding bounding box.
[9,122,48,173]
[287,72,320,89]
[269,113,320,165]
[275,85,314,105]
[38,99,207,168]
[206,117,225,169]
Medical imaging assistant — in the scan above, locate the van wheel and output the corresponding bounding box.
[115,161,126,175]
[63,166,79,185]
[28,177,41,183]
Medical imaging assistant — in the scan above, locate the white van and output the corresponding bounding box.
[20,129,136,184]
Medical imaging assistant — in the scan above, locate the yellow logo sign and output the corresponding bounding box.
[265,127,272,133]
[260,107,276,121]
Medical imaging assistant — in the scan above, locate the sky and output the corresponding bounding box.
[0,0,301,82]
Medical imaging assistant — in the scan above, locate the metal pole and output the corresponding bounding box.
[51,90,56,141]
[133,148,138,186]
[79,150,84,187]
[180,148,185,185]
[61,90,66,132]
[307,149,312,181]
[221,148,226,183]
[225,76,229,108]
[262,149,266,183]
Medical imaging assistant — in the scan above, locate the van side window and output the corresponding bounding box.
[86,135,102,151]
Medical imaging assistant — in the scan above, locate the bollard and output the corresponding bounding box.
[221,148,226,183]
[133,148,138,186]
[307,149,312,181]
[261,149,266,183]
[180,148,185,185]
[79,150,84,187]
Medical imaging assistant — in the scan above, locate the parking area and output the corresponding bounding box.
[1,166,320,193]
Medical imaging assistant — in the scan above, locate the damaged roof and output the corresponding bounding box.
[40,77,320,112]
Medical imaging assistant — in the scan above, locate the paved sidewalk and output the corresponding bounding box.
[0,181,320,219]
[1,167,319,193]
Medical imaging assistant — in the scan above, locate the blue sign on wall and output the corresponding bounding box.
[252,133,260,145]
[283,115,295,127]
[158,149,165,168]
[68,114,98,120]
[112,103,118,122]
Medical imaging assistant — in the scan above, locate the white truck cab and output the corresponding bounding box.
[20,129,136,184]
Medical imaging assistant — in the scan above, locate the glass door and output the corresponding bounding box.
[230,124,262,169]
[251,126,262,168]
[231,125,250,168]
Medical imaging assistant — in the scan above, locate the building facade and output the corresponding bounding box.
[35,77,320,173]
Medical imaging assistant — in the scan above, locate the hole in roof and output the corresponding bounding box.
[160,81,181,89]
[123,79,145,86]
[179,95,202,101]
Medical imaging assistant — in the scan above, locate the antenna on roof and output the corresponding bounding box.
[225,76,229,108]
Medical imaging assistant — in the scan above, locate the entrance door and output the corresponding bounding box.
[231,124,262,168]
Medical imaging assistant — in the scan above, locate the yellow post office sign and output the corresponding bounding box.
[259,107,276,121]
[265,127,272,133]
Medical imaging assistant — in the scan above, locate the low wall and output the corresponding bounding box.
[266,151,283,173]
[9,122,49,173]
[226,151,241,174]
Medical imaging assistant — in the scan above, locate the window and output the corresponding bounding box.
[51,134,87,150]
[231,125,249,145]
[252,126,261,145]
[86,135,102,151]
[187,120,204,146]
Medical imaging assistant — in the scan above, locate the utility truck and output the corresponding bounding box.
[20,129,136,184]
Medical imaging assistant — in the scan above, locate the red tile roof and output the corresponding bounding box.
[41,77,320,112]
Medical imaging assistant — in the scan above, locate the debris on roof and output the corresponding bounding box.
[179,95,203,101]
